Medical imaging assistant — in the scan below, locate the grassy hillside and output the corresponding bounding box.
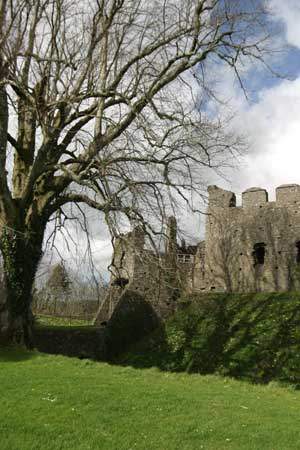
[0,347,300,450]
[121,292,300,384]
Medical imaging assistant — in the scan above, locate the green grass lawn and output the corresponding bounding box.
[0,348,299,450]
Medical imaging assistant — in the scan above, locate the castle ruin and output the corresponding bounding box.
[95,183,300,324]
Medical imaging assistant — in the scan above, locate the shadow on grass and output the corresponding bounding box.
[0,346,42,363]
[115,292,300,385]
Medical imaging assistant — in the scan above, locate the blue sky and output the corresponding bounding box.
[213,0,300,200]
[242,45,300,102]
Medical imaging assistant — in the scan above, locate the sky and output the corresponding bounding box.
[40,1,300,282]
[220,0,300,201]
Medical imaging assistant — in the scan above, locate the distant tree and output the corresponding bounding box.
[46,263,71,298]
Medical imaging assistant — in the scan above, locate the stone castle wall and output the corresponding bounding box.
[203,184,300,292]
[95,183,300,325]
[95,220,181,325]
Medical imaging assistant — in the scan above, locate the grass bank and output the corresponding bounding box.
[0,347,299,450]
[121,292,300,384]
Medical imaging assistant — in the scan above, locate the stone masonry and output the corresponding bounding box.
[95,183,300,324]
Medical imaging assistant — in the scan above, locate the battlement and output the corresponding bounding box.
[208,184,300,209]
[242,187,268,208]
[275,184,300,205]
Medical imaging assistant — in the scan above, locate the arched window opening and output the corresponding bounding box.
[253,243,266,266]
[296,241,300,263]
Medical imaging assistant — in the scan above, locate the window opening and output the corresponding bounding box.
[112,277,129,287]
[229,194,236,207]
[252,243,266,266]
[177,254,194,264]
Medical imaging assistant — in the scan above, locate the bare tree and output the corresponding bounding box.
[0,0,275,345]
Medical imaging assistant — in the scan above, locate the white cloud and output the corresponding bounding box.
[228,1,300,197]
[229,77,300,199]
[207,0,300,201]
[270,0,300,48]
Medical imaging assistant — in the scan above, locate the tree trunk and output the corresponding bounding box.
[0,228,43,347]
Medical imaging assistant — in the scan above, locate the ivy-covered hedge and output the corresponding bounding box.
[121,293,300,384]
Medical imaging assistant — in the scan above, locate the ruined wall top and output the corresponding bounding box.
[208,185,236,208]
[208,184,300,209]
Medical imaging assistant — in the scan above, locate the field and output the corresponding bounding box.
[0,347,299,450]
[35,315,93,327]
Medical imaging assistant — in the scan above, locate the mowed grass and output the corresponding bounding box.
[0,348,299,450]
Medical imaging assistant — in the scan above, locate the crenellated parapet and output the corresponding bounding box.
[208,184,300,209]
[242,187,268,207]
[275,184,300,205]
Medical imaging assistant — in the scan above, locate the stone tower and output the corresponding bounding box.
[204,184,300,292]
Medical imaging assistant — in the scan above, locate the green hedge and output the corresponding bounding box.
[121,292,300,384]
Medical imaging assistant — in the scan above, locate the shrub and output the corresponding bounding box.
[122,292,300,384]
